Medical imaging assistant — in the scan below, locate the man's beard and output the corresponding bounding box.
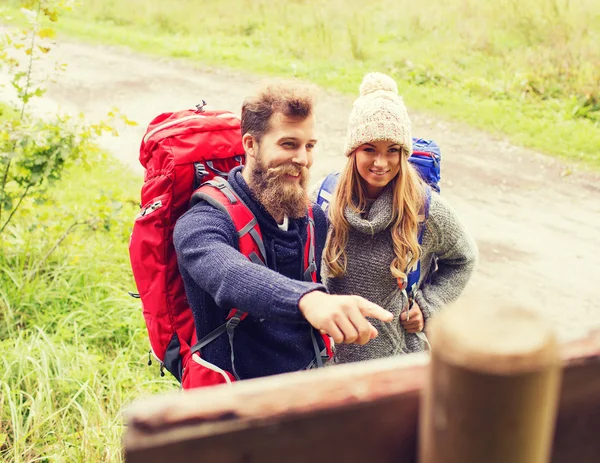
[248,154,310,220]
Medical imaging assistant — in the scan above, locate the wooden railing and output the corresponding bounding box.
[124,305,600,463]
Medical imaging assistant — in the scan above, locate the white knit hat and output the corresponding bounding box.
[344,72,412,157]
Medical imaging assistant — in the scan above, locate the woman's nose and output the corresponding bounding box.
[373,154,387,168]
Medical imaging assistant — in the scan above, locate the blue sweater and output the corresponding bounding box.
[173,166,328,380]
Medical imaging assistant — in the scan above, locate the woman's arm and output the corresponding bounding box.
[415,193,478,325]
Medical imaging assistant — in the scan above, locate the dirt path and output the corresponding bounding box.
[2,41,599,342]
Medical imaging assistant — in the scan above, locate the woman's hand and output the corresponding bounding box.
[400,302,424,333]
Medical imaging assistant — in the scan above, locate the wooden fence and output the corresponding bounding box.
[124,305,600,463]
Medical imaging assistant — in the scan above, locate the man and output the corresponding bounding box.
[173,80,392,382]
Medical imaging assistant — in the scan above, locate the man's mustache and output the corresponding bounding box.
[266,163,308,179]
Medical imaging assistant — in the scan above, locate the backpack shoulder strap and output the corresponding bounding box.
[306,205,333,361]
[191,177,266,265]
[189,177,265,380]
[406,185,432,296]
[303,207,317,283]
[418,185,432,242]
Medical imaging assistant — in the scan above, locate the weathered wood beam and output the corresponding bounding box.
[124,329,600,463]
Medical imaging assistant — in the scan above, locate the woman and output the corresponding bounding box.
[321,72,478,364]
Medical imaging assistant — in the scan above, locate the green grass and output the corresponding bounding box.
[0,154,177,462]
[3,0,600,169]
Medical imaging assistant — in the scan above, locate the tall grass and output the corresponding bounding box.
[66,0,600,98]
[0,156,176,462]
[22,0,597,167]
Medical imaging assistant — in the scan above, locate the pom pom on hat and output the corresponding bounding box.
[359,72,399,97]
[344,72,412,157]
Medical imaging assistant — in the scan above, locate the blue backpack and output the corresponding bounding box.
[315,137,441,296]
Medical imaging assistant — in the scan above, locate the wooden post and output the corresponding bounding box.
[419,304,563,463]
[552,330,600,463]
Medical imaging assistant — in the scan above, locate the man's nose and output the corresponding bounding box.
[292,147,309,167]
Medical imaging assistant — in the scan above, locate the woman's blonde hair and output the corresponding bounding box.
[324,147,426,281]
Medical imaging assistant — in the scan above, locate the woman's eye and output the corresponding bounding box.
[388,148,400,153]
[306,143,315,150]
[364,148,375,153]
[282,142,295,148]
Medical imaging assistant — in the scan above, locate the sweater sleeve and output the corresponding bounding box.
[414,192,478,324]
[173,202,326,323]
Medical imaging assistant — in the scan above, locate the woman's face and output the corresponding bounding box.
[354,140,402,198]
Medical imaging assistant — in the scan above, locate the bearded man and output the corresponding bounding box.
[173,80,392,383]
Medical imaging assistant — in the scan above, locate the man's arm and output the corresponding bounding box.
[175,202,394,344]
[173,202,323,323]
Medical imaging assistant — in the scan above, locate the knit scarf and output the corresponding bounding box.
[345,185,394,236]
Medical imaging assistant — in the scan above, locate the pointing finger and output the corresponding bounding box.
[357,297,392,322]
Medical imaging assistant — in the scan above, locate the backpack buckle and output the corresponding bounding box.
[209,180,238,204]
[303,261,317,282]
[195,100,207,113]
[226,314,242,330]
[194,162,208,189]
[397,277,407,291]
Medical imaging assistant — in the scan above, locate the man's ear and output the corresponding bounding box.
[242,133,257,159]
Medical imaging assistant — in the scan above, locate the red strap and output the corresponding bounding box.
[192,178,265,264]
[226,309,248,321]
[191,178,263,327]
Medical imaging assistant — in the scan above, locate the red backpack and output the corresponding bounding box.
[128,104,331,389]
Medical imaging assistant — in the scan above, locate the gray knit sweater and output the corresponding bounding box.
[323,185,478,363]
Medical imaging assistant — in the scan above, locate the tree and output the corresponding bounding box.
[0,0,133,235]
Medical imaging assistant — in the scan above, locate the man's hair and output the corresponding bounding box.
[241,80,315,142]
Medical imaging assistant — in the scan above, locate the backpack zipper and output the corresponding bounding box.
[143,112,236,144]
[411,151,435,158]
[411,151,439,167]
[136,199,163,219]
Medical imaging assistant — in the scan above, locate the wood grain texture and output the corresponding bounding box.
[551,329,600,463]
[124,330,600,463]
